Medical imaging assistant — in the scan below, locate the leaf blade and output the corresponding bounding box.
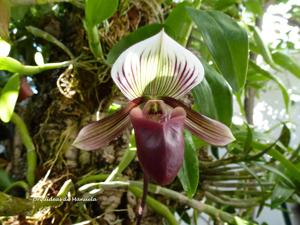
[272,51,300,79]
[107,24,163,65]
[0,73,20,122]
[178,131,199,198]
[187,9,248,92]
[192,61,233,126]
[85,0,118,26]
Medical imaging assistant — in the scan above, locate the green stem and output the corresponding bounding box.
[0,56,71,75]
[182,0,202,47]
[76,174,108,186]
[26,26,74,59]
[84,22,104,61]
[11,113,36,186]
[236,92,247,119]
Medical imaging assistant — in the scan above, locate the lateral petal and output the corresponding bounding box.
[111,30,204,100]
[73,97,145,151]
[162,97,235,146]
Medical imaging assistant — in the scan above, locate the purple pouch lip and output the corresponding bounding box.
[130,103,186,186]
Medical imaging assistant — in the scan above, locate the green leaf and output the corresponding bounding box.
[192,61,233,126]
[271,184,294,208]
[272,51,300,79]
[244,0,263,16]
[0,73,20,123]
[249,25,278,69]
[106,24,163,65]
[164,0,201,45]
[268,149,300,184]
[192,76,216,119]
[85,0,118,26]
[257,164,295,188]
[248,60,289,110]
[0,169,12,190]
[0,56,24,72]
[187,9,248,92]
[178,131,199,198]
[234,216,256,225]
[215,0,239,10]
[278,124,290,147]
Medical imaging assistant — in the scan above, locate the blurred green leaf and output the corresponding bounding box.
[164,0,201,45]
[0,0,10,40]
[178,131,199,198]
[106,24,163,65]
[250,25,278,69]
[234,216,256,225]
[187,9,248,92]
[272,51,300,79]
[0,57,23,72]
[215,0,238,10]
[278,124,291,147]
[0,73,20,122]
[257,164,295,188]
[244,0,263,16]
[85,0,118,26]
[192,61,233,126]
[248,60,289,110]
[268,149,300,184]
[11,5,30,21]
[271,184,294,208]
[0,169,12,190]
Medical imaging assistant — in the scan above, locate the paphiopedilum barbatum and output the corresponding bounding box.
[73,30,235,222]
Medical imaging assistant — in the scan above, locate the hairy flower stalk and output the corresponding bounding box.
[73,30,235,224]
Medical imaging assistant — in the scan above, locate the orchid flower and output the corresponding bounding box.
[73,30,235,185]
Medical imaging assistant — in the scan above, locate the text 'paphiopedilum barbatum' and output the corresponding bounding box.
[73,30,235,222]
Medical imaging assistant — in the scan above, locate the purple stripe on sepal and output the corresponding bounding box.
[73,97,146,151]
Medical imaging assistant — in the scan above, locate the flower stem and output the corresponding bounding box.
[136,174,149,225]
[129,185,178,225]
